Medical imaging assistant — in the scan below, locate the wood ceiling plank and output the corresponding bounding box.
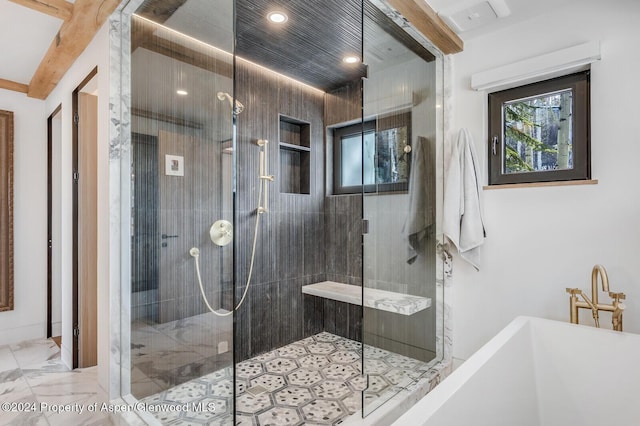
[8,0,74,21]
[27,0,120,99]
[386,0,464,54]
[0,78,29,94]
[236,0,365,91]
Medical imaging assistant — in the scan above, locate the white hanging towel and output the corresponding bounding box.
[443,128,486,271]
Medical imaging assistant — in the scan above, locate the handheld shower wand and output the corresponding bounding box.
[189,139,275,317]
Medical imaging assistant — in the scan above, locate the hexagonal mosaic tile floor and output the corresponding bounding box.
[140,332,433,425]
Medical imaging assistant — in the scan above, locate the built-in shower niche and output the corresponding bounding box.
[279,115,310,194]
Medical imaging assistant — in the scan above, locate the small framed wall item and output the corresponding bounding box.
[165,154,184,176]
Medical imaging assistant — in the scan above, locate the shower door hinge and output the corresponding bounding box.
[362,219,369,235]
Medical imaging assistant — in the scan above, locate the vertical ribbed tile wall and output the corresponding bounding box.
[234,61,327,361]
[317,81,365,342]
[324,195,363,286]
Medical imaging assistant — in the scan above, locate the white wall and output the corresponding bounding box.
[450,0,640,361]
[44,23,111,391]
[0,90,47,343]
[0,27,109,382]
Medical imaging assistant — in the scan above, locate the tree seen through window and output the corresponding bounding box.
[503,89,573,174]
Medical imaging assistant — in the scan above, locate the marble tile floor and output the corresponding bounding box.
[130,313,233,400]
[0,338,113,426]
[140,332,433,425]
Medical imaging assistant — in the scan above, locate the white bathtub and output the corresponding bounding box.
[394,316,640,426]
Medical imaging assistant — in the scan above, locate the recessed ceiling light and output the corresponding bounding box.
[267,11,288,24]
[176,89,188,96]
[343,56,360,64]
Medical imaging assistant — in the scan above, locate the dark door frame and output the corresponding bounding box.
[47,104,62,339]
[72,67,98,369]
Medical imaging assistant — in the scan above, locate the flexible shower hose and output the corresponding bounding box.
[190,178,263,317]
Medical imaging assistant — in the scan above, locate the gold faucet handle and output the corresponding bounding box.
[609,292,626,301]
[566,288,582,295]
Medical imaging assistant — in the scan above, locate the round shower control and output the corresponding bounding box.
[210,220,233,246]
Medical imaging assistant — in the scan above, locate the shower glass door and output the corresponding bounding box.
[127,0,236,423]
[123,0,445,423]
[361,1,444,415]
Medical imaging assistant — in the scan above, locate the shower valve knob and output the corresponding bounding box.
[210,220,233,246]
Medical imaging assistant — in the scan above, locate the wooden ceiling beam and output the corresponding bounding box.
[138,35,232,79]
[130,1,189,55]
[386,0,464,54]
[134,0,188,23]
[0,78,29,94]
[8,0,74,21]
[132,16,232,78]
[27,0,120,99]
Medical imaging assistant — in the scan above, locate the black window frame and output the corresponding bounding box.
[332,111,411,195]
[488,71,591,185]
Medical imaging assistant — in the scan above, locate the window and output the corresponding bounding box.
[488,71,590,185]
[333,112,411,194]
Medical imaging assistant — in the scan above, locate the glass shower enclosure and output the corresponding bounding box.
[118,0,445,423]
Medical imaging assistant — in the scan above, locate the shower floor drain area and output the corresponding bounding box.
[141,332,435,425]
[246,384,268,396]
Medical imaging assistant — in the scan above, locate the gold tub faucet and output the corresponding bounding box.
[565,264,626,331]
[610,292,626,331]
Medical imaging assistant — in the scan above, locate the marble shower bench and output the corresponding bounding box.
[302,281,431,316]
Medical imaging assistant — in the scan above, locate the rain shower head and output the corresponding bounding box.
[217,91,245,115]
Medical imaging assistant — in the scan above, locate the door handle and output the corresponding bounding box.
[161,234,179,239]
